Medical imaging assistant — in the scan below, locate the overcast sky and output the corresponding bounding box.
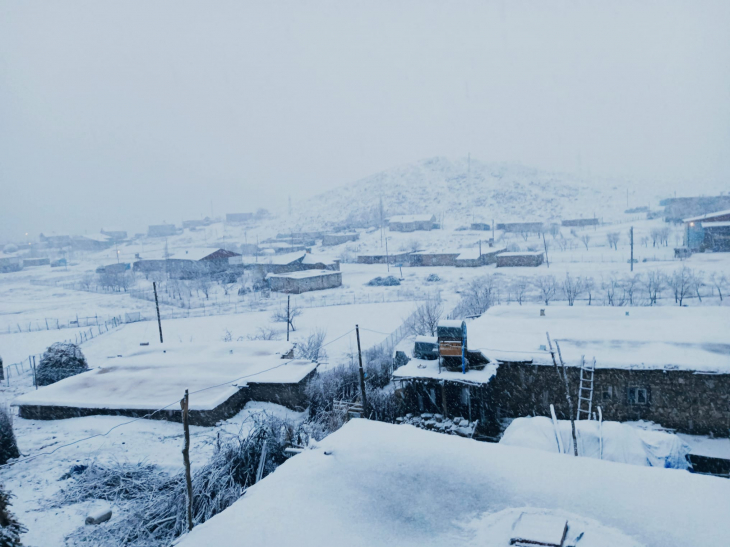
[1,0,729,240]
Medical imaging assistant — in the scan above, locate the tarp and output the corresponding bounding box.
[500,416,691,470]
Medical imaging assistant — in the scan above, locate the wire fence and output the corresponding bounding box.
[2,315,124,385]
[3,313,124,334]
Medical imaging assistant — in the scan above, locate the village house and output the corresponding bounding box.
[357,251,413,265]
[322,232,360,246]
[147,224,177,237]
[133,248,240,278]
[21,257,50,267]
[388,214,437,232]
[684,208,730,252]
[267,269,342,293]
[409,250,460,267]
[470,222,492,231]
[14,341,317,426]
[561,218,598,227]
[495,251,544,267]
[454,246,504,267]
[226,212,253,223]
[496,221,544,233]
[394,306,730,438]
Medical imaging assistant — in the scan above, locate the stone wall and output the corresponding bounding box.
[489,363,730,437]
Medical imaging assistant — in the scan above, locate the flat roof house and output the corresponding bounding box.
[409,250,460,267]
[388,214,436,232]
[561,218,598,227]
[496,221,544,233]
[495,251,544,267]
[14,341,318,426]
[268,269,342,294]
[395,306,730,437]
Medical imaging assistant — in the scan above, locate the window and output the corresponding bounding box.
[461,387,470,406]
[628,387,649,405]
[602,386,613,400]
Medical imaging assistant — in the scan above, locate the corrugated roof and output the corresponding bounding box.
[683,209,730,222]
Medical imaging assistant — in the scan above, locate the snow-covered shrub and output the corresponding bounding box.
[0,408,19,466]
[505,242,521,252]
[425,273,441,282]
[36,342,88,386]
[295,329,327,362]
[0,486,25,547]
[366,276,400,286]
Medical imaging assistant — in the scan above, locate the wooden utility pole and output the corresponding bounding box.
[180,390,194,532]
[32,356,37,390]
[153,282,163,343]
[630,226,634,272]
[546,333,578,456]
[286,295,290,342]
[355,325,368,418]
[542,232,550,268]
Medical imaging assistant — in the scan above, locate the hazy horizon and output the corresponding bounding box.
[2,0,729,240]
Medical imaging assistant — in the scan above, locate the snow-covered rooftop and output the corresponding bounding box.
[267,269,340,280]
[498,251,544,257]
[240,251,306,265]
[173,248,226,261]
[702,220,730,228]
[175,420,730,547]
[470,306,730,372]
[13,341,316,411]
[683,208,730,222]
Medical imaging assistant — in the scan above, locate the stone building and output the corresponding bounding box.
[561,218,598,227]
[322,233,360,246]
[267,269,342,293]
[495,251,544,267]
[394,306,730,437]
[409,250,460,267]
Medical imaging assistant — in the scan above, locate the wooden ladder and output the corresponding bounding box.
[577,356,596,420]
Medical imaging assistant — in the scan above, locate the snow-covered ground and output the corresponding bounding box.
[175,419,730,547]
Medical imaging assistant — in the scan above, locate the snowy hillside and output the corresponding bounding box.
[286,157,661,229]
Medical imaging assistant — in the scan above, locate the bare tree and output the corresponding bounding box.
[601,275,623,306]
[579,234,590,251]
[584,277,595,305]
[295,329,328,361]
[533,275,558,306]
[407,296,444,336]
[622,274,640,306]
[659,227,670,246]
[196,276,212,300]
[272,304,303,331]
[710,272,728,301]
[649,228,661,247]
[511,277,530,305]
[643,270,664,305]
[247,327,281,341]
[689,269,705,303]
[561,273,584,306]
[667,266,693,305]
[454,275,500,317]
[607,232,620,250]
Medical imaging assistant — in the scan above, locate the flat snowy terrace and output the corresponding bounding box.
[176,420,730,547]
[13,341,316,411]
[393,358,498,384]
[469,306,730,372]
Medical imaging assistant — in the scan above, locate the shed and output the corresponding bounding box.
[684,209,730,252]
[496,251,544,267]
[268,269,342,293]
[0,255,22,273]
[496,222,544,233]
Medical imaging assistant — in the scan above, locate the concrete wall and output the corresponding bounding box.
[496,254,544,267]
